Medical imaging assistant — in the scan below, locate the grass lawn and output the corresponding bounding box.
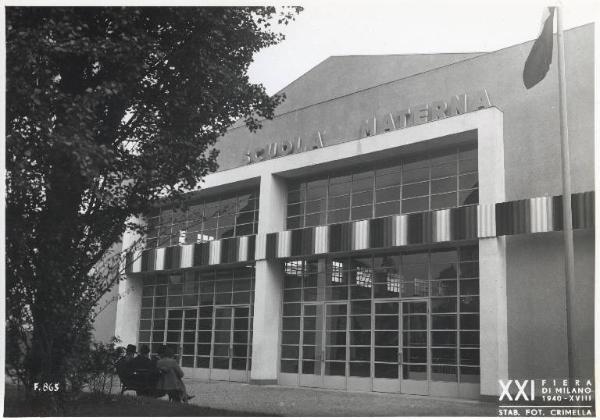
[3,385,273,417]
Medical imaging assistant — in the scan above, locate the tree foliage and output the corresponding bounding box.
[6,6,301,401]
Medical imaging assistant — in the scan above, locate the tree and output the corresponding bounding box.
[6,6,301,405]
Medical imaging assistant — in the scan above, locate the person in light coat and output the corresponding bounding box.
[156,345,194,402]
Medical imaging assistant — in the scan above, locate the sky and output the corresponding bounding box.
[247,0,599,95]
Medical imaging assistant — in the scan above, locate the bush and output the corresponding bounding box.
[80,337,124,394]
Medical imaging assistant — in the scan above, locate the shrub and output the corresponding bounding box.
[81,337,124,394]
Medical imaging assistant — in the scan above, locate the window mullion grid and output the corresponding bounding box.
[173,210,179,246]
[456,147,460,208]
[399,159,404,214]
[325,175,330,225]
[170,211,175,246]
[299,265,305,373]
[149,281,158,349]
[183,206,189,245]
[140,281,153,351]
[302,184,307,229]
[371,172,376,219]
[369,291,374,382]
[279,275,286,372]
[232,197,238,238]
[193,298,199,369]
[370,256,375,381]
[210,302,216,370]
[179,308,185,364]
[164,281,171,346]
[199,200,205,243]
[236,195,241,238]
[456,238,461,385]
[427,251,431,384]
[349,176,354,222]
[165,212,172,247]
[297,185,302,229]
[162,212,168,247]
[346,299,351,379]
[215,198,221,240]
[165,213,171,247]
[229,306,234,371]
[427,154,432,212]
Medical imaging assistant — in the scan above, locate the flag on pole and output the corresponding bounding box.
[523,7,556,89]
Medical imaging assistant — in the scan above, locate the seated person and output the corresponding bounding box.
[116,344,137,377]
[131,344,160,395]
[132,344,156,370]
[155,345,194,402]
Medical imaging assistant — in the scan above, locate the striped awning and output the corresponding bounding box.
[126,191,593,273]
[265,191,594,259]
[126,235,255,274]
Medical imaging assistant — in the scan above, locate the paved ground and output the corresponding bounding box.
[180,379,498,416]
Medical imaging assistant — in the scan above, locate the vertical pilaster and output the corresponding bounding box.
[115,217,144,347]
[478,110,508,396]
[250,174,287,384]
[479,237,508,396]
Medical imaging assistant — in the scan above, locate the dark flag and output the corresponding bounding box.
[523,7,556,89]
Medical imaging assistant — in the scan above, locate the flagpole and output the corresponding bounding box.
[555,5,576,383]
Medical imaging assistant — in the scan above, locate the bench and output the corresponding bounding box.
[116,365,184,402]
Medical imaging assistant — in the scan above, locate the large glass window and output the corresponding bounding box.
[287,143,478,229]
[279,245,480,386]
[146,190,259,248]
[138,266,255,370]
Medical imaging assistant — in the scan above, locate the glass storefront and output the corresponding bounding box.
[279,245,479,396]
[138,266,255,381]
[286,143,478,229]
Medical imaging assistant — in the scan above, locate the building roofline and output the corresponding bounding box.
[228,21,594,133]
[327,52,487,57]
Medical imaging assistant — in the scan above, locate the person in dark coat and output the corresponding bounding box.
[132,344,156,370]
[125,344,137,358]
[116,344,137,377]
[131,344,160,395]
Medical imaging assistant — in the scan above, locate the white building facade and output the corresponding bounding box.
[106,24,595,400]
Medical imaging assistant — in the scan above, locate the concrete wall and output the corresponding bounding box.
[91,241,122,343]
[215,25,594,202]
[255,53,483,116]
[250,175,287,384]
[506,230,595,381]
[114,219,145,347]
[92,284,119,343]
[477,111,507,396]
